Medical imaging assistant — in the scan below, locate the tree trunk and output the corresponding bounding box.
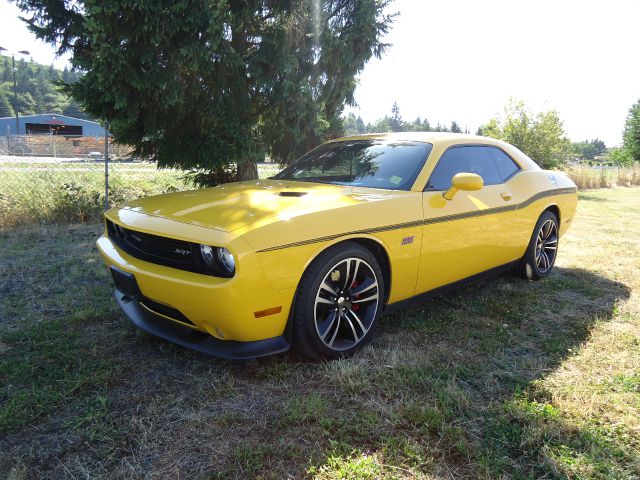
[238,158,258,180]
[229,19,257,182]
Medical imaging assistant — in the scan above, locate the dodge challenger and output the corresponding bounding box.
[97,133,578,360]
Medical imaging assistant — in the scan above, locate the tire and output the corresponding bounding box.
[292,241,385,361]
[518,210,560,281]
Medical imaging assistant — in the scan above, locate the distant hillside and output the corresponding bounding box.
[0,55,93,121]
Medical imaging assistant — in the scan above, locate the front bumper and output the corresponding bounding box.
[97,232,295,343]
[114,290,290,359]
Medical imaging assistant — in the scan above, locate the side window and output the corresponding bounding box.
[486,147,520,182]
[426,146,501,190]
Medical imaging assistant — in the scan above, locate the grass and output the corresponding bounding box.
[563,164,640,190]
[0,160,282,229]
[1,155,638,230]
[1,187,639,478]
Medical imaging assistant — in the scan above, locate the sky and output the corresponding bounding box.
[0,2,70,69]
[0,0,638,146]
[348,0,640,146]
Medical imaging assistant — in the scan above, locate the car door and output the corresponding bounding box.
[415,144,522,294]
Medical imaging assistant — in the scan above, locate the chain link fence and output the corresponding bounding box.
[5,134,635,232]
[0,134,281,230]
[0,134,131,159]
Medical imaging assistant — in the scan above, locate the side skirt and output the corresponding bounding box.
[383,260,519,315]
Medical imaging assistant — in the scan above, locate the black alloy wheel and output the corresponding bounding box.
[519,210,560,280]
[293,242,384,360]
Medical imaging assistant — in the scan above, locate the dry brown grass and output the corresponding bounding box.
[1,187,639,479]
[563,164,640,190]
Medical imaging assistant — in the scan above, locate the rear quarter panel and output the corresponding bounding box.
[510,170,577,250]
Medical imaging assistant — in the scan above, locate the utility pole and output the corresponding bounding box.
[12,55,18,134]
[104,122,110,211]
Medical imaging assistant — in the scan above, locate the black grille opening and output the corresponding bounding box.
[105,219,231,277]
[139,296,195,327]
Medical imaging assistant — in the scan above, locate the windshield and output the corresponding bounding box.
[273,140,432,190]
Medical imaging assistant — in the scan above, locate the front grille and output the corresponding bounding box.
[112,222,192,264]
[106,219,228,276]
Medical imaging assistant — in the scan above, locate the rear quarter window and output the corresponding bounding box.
[486,147,520,182]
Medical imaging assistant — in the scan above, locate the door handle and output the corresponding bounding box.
[500,191,512,201]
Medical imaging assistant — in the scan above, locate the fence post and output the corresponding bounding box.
[104,122,110,211]
[50,129,56,158]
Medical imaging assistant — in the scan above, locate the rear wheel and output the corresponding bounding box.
[519,211,559,280]
[293,242,384,360]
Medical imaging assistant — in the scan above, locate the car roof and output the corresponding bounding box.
[330,132,495,144]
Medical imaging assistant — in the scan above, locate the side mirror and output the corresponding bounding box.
[443,172,483,200]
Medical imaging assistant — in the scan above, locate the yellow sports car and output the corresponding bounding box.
[97,133,577,360]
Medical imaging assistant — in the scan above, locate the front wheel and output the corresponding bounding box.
[519,210,559,280]
[292,242,384,360]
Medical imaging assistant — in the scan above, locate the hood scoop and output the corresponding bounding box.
[278,191,308,197]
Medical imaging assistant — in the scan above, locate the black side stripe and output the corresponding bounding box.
[256,187,576,253]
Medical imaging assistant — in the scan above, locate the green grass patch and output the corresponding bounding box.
[0,187,638,478]
[0,161,282,229]
[0,317,116,431]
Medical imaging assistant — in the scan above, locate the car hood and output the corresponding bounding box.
[118,180,392,233]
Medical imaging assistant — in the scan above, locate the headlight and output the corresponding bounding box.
[200,244,215,267]
[199,244,235,276]
[216,247,235,275]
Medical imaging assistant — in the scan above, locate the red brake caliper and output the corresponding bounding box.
[351,279,360,311]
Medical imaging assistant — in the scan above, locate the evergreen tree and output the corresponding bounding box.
[63,102,89,119]
[572,138,607,160]
[15,0,394,183]
[0,91,15,117]
[342,113,359,135]
[40,92,65,113]
[1,57,12,82]
[15,92,37,115]
[390,101,402,132]
[450,121,462,133]
[369,115,392,133]
[0,54,84,119]
[622,99,640,162]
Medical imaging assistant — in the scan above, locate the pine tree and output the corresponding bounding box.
[622,99,640,162]
[0,92,15,117]
[64,101,90,119]
[15,0,395,183]
[1,54,75,117]
[16,92,37,115]
[1,57,12,82]
[391,102,403,132]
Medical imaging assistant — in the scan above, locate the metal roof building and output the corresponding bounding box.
[0,113,106,136]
